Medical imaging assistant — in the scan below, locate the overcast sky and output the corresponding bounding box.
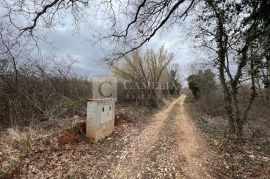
[39,12,207,78]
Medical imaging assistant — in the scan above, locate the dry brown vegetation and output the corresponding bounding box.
[185,86,270,178]
[186,84,270,138]
[0,101,157,178]
[0,55,92,127]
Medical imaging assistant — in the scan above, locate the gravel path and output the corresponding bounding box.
[106,95,214,178]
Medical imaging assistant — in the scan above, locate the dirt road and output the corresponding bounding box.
[105,95,214,178]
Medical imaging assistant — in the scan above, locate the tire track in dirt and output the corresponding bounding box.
[138,100,188,179]
[175,95,213,179]
[107,99,180,178]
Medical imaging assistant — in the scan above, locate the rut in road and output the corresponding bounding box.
[106,95,215,178]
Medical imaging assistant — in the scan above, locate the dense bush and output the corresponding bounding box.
[0,56,92,127]
[187,69,216,100]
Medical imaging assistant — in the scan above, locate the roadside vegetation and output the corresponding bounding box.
[186,65,270,178]
[0,55,92,127]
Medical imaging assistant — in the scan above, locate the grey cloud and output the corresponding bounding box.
[38,11,202,77]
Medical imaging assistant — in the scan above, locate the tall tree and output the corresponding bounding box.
[187,69,216,100]
[195,0,270,138]
[0,0,195,61]
[112,47,175,106]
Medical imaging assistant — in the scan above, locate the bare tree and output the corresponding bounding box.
[101,0,196,62]
[112,46,176,106]
[1,0,196,61]
[194,0,270,138]
[1,0,89,36]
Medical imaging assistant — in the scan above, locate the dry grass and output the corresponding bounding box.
[0,116,86,178]
[0,102,158,178]
[0,128,33,177]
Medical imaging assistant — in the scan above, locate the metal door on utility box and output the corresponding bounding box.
[100,105,112,123]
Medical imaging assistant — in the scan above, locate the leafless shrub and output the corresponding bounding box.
[0,54,92,127]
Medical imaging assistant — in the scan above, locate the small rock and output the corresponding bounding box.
[261,156,269,162]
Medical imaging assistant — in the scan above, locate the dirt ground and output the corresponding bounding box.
[107,95,215,178]
[1,95,269,178]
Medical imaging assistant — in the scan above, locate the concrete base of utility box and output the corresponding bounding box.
[86,120,114,143]
[86,99,115,143]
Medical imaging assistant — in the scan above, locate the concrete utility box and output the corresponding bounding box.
[86,98,115,142]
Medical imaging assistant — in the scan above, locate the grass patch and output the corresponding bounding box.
[192,115,227,136]
[0,167,4,178]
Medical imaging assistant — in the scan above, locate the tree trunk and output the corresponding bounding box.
[236,119,244,138]
[228,117,236,135]
[219,67,235,135]
[231,83,242,138]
